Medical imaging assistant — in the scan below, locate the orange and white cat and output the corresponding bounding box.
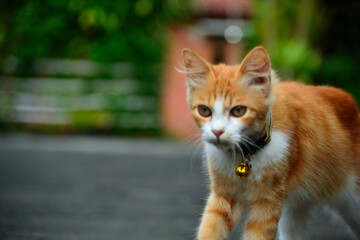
[182,46,360,240]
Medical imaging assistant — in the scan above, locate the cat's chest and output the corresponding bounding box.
[205,130,290,182]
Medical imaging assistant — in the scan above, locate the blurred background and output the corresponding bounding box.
[1,0,359,138]
[0,0,360,239]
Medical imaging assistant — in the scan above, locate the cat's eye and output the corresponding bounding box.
[198,105,212,117]
[230,106,247,117]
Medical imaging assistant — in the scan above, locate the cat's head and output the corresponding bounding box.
[182,46,276,149]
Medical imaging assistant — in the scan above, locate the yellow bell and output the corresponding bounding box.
[235,161,250,179]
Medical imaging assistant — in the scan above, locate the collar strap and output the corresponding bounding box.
[237,112,273,158]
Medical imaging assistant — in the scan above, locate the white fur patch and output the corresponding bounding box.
[211,97,225,131]
[204,142,238,178]
[249,130,290,181]
[201,97,236,145]
[279,175,360,240]
[204,130,290,182]
[213,98,224,116]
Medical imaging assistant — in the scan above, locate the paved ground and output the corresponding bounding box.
[0,134,357,240]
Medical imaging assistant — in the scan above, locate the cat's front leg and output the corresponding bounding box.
[243,185,285,240]
[197,192,241,240]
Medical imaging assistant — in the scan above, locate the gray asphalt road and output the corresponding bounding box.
[0,134,356,240]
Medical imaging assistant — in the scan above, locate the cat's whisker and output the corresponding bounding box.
[230,147,236,163]
[182,134,204,172]
[189,139,204,173]
[235,142,246,160]
[241,136,262,151]
[241,135,258,145]
[240,140,263,158]
[182,133,202,145]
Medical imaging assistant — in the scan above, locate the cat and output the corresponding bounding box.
[182,46,360,240]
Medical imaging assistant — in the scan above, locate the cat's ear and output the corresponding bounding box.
[239,46,272,95]
[182,48,214,89]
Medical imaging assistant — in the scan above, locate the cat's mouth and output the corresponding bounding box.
[206,138,232,149]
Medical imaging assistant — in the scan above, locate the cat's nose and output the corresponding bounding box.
[212,129,224,138]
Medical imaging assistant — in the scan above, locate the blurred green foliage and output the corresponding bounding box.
[314,0,360,101]
[0,0,193,135]
[248,0,323,83]
[248,0,360,101]
[0,0,192,65]
[1,0,359,135]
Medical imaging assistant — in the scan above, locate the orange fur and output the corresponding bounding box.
[182,47,360,240]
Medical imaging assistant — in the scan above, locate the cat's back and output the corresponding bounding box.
[273,81,360,162]
[273,81,360,131]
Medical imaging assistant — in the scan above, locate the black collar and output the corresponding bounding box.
[236,113,273,158]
